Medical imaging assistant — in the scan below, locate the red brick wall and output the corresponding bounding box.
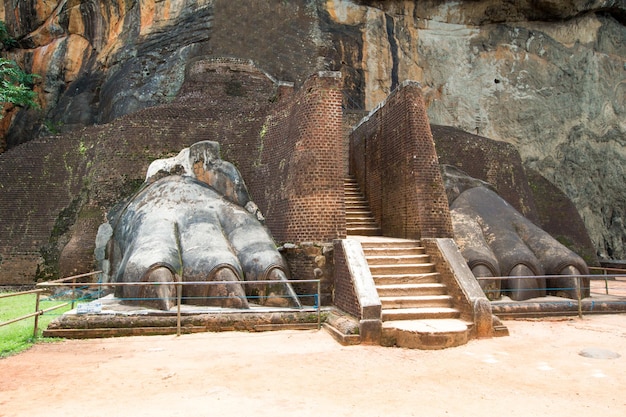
[332,239,361,318]
[257,72,346,243]
[0,137,89,283]
[350,82,453,239]
[0,61,347,284]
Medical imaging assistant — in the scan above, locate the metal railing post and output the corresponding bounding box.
[317,279,321,330]
[71,276,77,309]
[33,291,41,338]
[577,276,583,319]
[177,279,182,337]
[30,275,327,334]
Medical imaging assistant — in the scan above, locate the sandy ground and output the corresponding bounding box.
[1,314,625,417]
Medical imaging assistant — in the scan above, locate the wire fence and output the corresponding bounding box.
[0,289,71,338]
[34,273,322,336]
[2,271,322,339]
[4,266,625,337]
[477,267,626,318]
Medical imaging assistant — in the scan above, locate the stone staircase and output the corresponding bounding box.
[356,236,470,349]
[344,177,381,236]
[345,176,470,349]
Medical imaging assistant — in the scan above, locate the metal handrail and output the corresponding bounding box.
[476,272,626,318]
[589,266,626,274]
[37,276,323,336]
[0,289,69,337]
[475,274,626,281]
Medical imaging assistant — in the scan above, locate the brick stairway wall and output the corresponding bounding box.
[349,81,454,240]
[331,240,361,318]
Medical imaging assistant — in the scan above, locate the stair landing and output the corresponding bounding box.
[381,319,469,349]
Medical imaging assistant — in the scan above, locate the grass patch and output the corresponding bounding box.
[0,292,72,358]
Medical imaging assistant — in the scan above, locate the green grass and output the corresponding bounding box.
[0,292,72,358]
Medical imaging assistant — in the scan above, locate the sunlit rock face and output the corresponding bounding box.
[97,141,300,310]
[444,165,590,301]
[2,0,625,259]
[1,0,215,147]
[325,0,626,260]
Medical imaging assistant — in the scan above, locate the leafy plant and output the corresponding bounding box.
[0,57,39,113]
[0,20,17,49]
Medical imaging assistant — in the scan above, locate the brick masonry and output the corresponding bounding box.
[0,60,347,287]
[331,239,361,318]
[431,124,597,266]
[349,81,454,240]
[257,72,346,244]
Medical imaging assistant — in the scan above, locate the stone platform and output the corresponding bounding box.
[491,278,626,319]
[43,294,325,339]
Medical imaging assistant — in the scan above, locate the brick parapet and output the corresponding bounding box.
[423,238,494,337]
[332,239,361,318]
[349,82,453,239]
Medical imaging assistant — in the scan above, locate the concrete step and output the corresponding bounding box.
[381,307,460,321]
[345,203,371,210]
[344,191,363,196]
[376,282,448,297]
[373,272,441,285]
[357,238,422,249]
[345,232,471,350]
[381,319,469,349]
[346,219,378,226]
[364,254,431,265]
[347,227,381,236]
[343,177,381,237]
[345,212,375,218]
[361,246,426,256]
[345,208,374,214]
[380,295,453,309]
[346,219,376,226]
[368,263,436,275]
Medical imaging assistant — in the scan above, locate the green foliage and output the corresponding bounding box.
[0,292,70,357]
[0,57,39,111]
[1,21,39,114]
[0,20,17,49]
[44,119,64,134]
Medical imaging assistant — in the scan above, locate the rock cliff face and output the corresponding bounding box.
[326,0,626,260]
[1,0,625,260]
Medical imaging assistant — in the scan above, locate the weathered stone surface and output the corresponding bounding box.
[1,0,624,285]
[447,177,590,300]
[1,0,322,147]
[100,141,301,310]
[325,0,626,259]
[432,125,598,267]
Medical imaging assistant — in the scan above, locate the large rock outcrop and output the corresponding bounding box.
[0,0,624,283]
[325,0,626,259]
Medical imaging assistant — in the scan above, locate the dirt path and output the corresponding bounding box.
[1,315,625,417]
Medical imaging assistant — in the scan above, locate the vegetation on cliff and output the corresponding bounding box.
[0,22,38,115]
